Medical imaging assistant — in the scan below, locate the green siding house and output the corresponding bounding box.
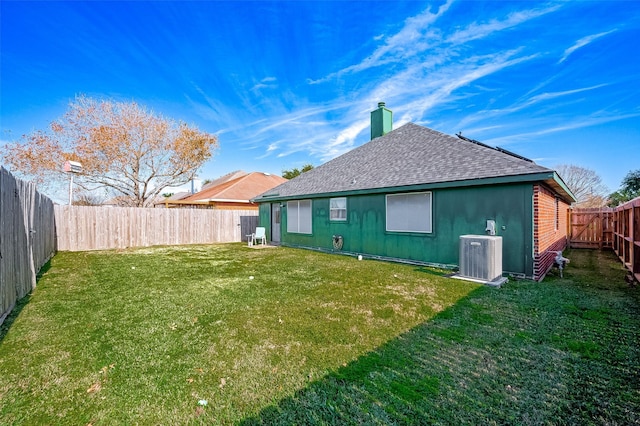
[253,104,575,281]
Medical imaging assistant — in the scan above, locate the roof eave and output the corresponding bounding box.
[544,172,577,204]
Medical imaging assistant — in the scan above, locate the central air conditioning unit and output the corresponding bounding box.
[459,235,503,283]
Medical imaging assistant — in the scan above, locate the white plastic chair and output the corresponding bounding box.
[252,227,266,246]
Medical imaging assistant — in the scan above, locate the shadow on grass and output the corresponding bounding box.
[239,287,519,425]
[241,253,640,425]
[413,266,451,277]
[0,259,52,342]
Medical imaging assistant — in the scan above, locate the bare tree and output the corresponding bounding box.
[73,191,106,206]
[1,95,218,207]
[555,164,609,207]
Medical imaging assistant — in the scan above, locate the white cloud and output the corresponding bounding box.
[247,2,563,163]
[456,84,609,131]
[309,0,454,83]
[375,49,538,123]
[195,1,626,172]
[292,2,567,159]
[527,84,608,103]
[292,49,538,160]
[250,76,278,92]
[319,119,369,161]
[266,142,279,152]
[558,30,616,63]
[446,4,561,44]
[485,112,640,146]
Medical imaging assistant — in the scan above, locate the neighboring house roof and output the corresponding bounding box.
[255,122,575,203]
[106,192,188,207]
[200,170,248,191]
[178,171,288,204]
[163,191,191,201]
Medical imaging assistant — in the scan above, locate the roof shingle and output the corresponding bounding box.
[258,122,553,199]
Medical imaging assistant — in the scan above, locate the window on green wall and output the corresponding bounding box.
[386,192,432,233]
[287,200,312,233]
[330,197,347,221]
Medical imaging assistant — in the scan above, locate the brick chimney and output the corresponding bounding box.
[370,102,393,140]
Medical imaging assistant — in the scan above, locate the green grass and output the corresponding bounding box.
[1,246,639,424]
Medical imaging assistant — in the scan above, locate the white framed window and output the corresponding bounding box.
[330,197,347,221]
[386,192,432,233]
[287,200,312,234]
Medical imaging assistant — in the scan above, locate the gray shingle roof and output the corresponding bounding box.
[257,122,555,199]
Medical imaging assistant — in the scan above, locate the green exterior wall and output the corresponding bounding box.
[259,183,535,277]
[258,204,272,240]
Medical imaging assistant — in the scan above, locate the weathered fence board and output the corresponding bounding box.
[0,167,56,324]
[54,206,259,251]
[240,216,259,243]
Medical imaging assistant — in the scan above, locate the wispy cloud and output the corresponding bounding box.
[252,104,339,136]
[320,119,370,161]
[485,111,640,146]
[527,84,608,103]
[395,50,537,123]
[251,76,278,93]
[558,30,616,63]
[306,49,536,150]
[446,4,561,44]
[190,1,628,172]
[456,83,609,131]
[287,3,571,160]
[309,0,454,84]
[290,5,565,159]
[4,0,635,194]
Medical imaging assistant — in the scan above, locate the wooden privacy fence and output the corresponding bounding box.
[1,167,260,324]
[569,208,614,249]
[54,205,259,251]
[570,198,640,283]
[0,167,56,324]
[611,197,640,284]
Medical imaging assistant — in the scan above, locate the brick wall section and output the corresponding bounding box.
[533,184,570,281]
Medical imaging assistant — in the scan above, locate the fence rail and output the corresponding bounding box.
[54,205,258,251]
[0,167,56,324]
[570,198,640,284]
[611,197,640,284]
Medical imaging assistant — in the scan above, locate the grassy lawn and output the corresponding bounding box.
[1,245,638,424]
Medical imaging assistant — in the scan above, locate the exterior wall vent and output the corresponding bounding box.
[459,235,503,283]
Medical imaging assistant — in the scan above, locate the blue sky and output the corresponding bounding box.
[2,0,639,198]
